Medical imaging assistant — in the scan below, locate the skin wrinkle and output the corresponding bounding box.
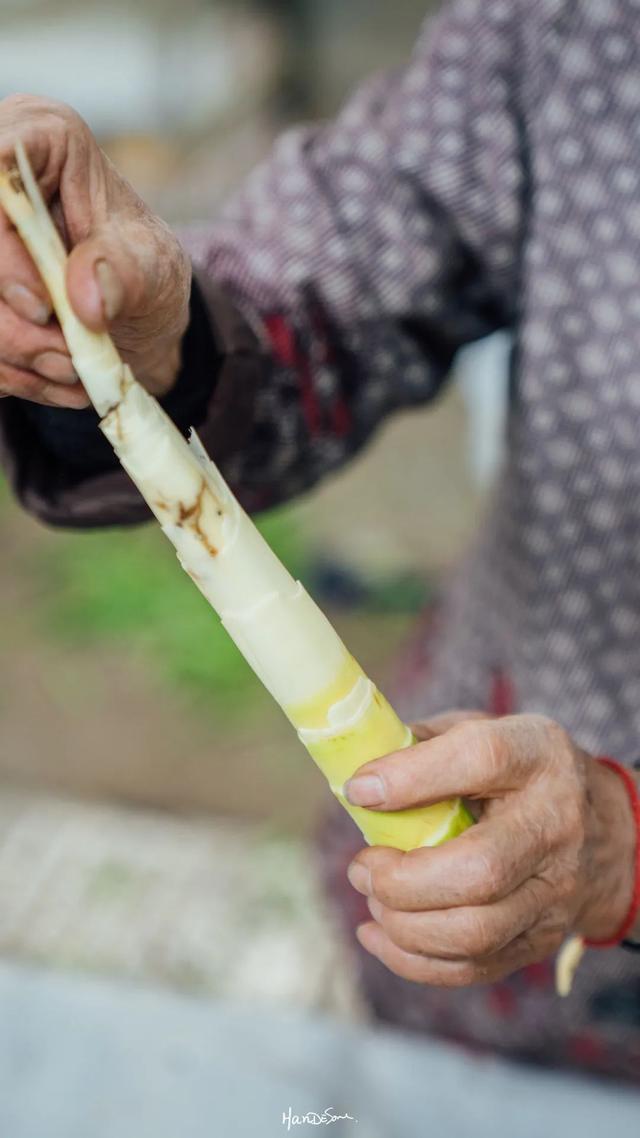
[0,95,190,406]
[576,759,636,939]
[369,874,545,960]
[0,360,88,408]
[349,712,638,986]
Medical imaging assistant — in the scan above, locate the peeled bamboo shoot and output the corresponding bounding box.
[0,144,473,852]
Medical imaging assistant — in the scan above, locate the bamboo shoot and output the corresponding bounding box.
[0,143,473,852]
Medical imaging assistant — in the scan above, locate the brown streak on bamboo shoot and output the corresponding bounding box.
[177,480,218,556]
[102,405,123,444]
[119,366,133,399]
[7,166,24,195]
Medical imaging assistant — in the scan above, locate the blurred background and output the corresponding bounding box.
[0,2,599,1136]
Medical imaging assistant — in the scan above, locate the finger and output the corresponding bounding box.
[0,98,71,196]
[0,301,72,376]
[355,921,490,987]
[43,380,90,408]
[344,717,545,811]
[0,210,52,325]
[0,98,110,331]
[349,815,544,909]
[39,380,90,408]
[412,710,492,740]
[356,920,555,986]
[0,362,89,408]
[66,222,153,331]
[31,351,76,384]
[366,876,544,960]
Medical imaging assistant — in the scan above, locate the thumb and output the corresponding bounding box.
[65,226,146,331]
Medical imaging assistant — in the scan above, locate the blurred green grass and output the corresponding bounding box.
[3,471,429,732]
[33,509,305,720]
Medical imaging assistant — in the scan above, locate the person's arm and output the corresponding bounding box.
[183,0,532,515]
[0,272,263,527]
[0,0,549,527]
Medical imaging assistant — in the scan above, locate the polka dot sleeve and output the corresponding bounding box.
[180,0,563,510]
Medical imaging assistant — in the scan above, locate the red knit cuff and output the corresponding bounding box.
[584,757,640,948]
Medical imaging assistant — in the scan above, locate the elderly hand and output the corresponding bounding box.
[0,94,191,408]
[344,713,636,987]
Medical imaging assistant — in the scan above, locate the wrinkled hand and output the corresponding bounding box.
[0,94,191,408]
[344,713,636,987]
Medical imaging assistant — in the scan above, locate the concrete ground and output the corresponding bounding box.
[1,958,639,1138]
[0,787,361,1017]
[0,788,639,1138]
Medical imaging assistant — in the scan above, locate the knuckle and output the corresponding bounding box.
[483,726,509,777]
[0,94,88,149]
[458,721,507,779]
[465,848,507,902]
[48,101,91,140]
[451,721,506,782]
[372,850,419,908]
[0,93,67,124]
[34,95,80,125]
[386,915,422,956]
[538,717,573,766]
[0,93,41,114]
[372,867,401,909]
[543,717,571,749]
[51,98,80,121]
[459,910,496,957]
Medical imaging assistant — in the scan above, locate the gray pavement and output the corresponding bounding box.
[0,789,360,1018]
[0,960,639,1138]
[1,790,639,1138]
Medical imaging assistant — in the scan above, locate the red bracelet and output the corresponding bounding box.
[584,757,640,948]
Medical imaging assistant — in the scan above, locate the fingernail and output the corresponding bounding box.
[344,774,385,807]
[3,283,50,325]
[95,259,124,321]
[347,862,372,895]
[33,351,77,383]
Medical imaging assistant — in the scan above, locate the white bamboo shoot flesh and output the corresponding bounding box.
[0,144,473,852]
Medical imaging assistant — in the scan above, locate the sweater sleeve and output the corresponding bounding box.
[0,272,264,527]
[0,0,535,527]
[158,0,532,514]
